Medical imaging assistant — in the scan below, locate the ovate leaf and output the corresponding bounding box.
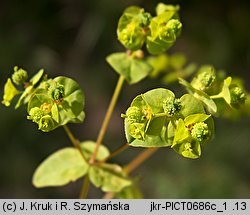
[179,78,217,114]
[33,148,89,188]
[106,53,152,84]
[130,58,152,84]
[15,85,34,109]
[193,90,217,114]
[89,163,132,193]
[172,119,190,147]
[180,94,205,118]
[142,88,175,113]
[173,141,201,159]
[51,103,59,123]
[54,76,85,120]
[184,114,211,126]
[30,69,44,86]
[80,141,110,161]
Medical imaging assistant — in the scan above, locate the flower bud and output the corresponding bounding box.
[230,86,246,107]
[191,122,209,142]
[12,66,28,85]
[191,66,216,91]
[38,115,55,132]
[163,97,182,116]
[27,107,45,123]
[118,22,146,51]
[53,85,65,101]
[166,19,182,36]
[138,12,152,27]
[126,106,143,123]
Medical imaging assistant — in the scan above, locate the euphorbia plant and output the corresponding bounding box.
[1,2,249,198]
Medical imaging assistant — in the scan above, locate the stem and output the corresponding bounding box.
[79,176,90,199]
[63,125,88,163]
[90,75,125,164]
[210,94,221,99]
[154,113,168,118]
[124,148,158,174]
[100,143,129,163]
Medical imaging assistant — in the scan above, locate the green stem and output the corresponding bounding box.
[89,75,125,164]
[210,94,221,99]
[63,125,88,163]
[79,176,90,199]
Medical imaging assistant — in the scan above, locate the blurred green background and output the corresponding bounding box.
[0,0,250,198]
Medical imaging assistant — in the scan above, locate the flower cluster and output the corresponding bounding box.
[12,66,28,85]
[27,105,55,132]
[117,3,182,54]
[123,88,214,159]
[163,97,182,116]
[191,65,216,91]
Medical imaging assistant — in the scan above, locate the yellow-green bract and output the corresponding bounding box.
[27,76,85,132]
[123,88,215,159]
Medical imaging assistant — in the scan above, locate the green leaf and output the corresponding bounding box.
[33,148,89,188]
[146,37,169,55]
[142,88,175,113]
[30,69,44,85]
[179,94,205,118]
[2,78,21,107]
[172,119,191,147]
[146,117,166,136]
[156,3,179,17]
[51,103,59,123]
[213,76,232,105]
[173,141,201,159]
[28,92,53,112]
[80,141,110,161]
[89,163,132,193]
[184,114,211,126]
[15,85,34,109]
[130,58,152,84]
[194,90,217,114]
[147,54,169,78]
[106,53,152,84]
[179,78,217,114]
[124,6,141,16]
[125,88,174,147]
[146,10,181,55]
[54,76,85,119]
[129,132,168,147]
